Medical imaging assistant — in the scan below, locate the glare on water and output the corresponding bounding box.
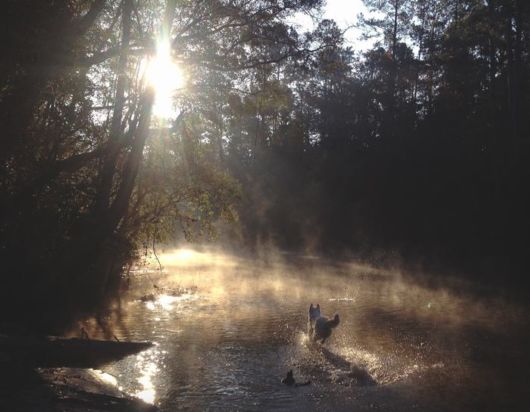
[134,349,160,404]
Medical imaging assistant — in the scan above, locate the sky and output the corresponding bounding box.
[324,0,366,29]
[291,0,373,51]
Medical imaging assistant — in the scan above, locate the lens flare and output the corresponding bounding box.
[144,38,184,119]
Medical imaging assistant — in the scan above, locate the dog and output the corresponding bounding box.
[308,303,340,344]
[308,303,321,337]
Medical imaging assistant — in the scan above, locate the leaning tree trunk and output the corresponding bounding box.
[54,89,154,323]
[96,89,155,300]
[94,0,133,215]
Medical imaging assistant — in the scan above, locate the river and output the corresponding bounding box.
[97,248,529,411]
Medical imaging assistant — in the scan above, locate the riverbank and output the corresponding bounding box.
[0,365,156,411]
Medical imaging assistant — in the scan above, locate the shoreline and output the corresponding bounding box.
[0,365,157,411]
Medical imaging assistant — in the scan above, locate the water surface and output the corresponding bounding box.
[99,249,529,411]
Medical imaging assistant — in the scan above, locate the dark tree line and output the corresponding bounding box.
[0,0,528,331]
[201,0,529,280]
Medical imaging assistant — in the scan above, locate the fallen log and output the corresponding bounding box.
[0,334,153,368]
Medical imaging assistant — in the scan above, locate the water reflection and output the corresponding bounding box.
[103,248,529,411]
[134,347,163,404]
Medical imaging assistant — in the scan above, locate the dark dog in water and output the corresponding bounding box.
[281,370,310,386]
[308,303,340,344]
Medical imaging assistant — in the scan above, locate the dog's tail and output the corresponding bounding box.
[329,314,340,328]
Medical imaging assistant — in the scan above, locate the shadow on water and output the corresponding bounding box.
[319,346,377,386]
[300,341,377,387]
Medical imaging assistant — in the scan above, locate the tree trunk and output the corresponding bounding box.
[94,0,133,214]
[108,89,155,233]
[513,0,523,144]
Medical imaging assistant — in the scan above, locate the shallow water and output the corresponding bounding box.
[99,249,529,411]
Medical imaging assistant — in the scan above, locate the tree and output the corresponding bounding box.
[359,0,416,138]
[0,0,324,331]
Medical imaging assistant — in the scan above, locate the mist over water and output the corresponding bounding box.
[96,248,528,411]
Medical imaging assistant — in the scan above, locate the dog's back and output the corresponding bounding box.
[314,314,340,343]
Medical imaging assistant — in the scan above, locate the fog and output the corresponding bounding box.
[85,246,530,411]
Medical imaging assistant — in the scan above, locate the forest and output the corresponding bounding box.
[1,0,529,333]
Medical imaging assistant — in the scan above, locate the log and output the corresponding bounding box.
[0,334,153,368]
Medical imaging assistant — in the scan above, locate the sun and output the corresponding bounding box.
[144,38,185,119]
